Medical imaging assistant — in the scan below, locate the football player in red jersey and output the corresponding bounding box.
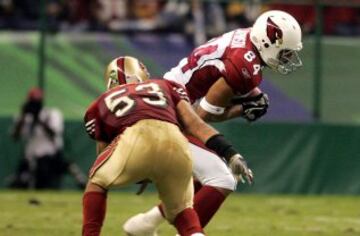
[82,56,253,236]
[123,10,303,236]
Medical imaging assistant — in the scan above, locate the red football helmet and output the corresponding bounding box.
[104,56,150,89]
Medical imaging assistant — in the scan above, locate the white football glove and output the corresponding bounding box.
[228,154,254,185]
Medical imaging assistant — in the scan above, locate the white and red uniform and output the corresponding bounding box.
[164,28,263,103]
[164,28,263,191]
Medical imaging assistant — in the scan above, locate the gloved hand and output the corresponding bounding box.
[228,154,253,185]
[242,93,269,122]
[232,93,269,122]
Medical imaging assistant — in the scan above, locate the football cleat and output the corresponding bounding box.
[123,213,159,236]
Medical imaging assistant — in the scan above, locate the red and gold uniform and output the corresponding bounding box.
[84,79,188,143]
[84,79,193,221]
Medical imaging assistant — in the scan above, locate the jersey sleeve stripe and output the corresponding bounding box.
[85,119,96,127]
[86,125,95,131]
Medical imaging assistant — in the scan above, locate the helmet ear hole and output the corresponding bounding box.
[264,43,269,48]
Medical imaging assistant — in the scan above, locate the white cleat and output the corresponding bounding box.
[123,213,159,236]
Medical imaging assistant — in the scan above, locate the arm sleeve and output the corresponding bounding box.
[84,102,102,140]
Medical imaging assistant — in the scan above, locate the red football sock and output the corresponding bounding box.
[193,185,226,227]
[174,208,204,236]
[82,191,107,236]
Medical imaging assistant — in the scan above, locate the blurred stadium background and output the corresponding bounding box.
[0,0,359,235]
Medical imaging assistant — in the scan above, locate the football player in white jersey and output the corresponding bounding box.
[122,10,303,236]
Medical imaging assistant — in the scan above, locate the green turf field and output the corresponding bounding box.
[1,191,359,236]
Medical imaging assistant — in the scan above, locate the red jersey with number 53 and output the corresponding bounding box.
[164,28,263,103]
[84,79,189,143]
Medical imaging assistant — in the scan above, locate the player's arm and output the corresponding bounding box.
[196,79,269,122]
[176,99,253,184]
[178,100,218,141]
[231,87,269,122]
[84,102,110,155]
[195,77,243,122]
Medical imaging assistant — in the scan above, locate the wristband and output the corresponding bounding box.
[205,134,238,161]
[199,98,225,115]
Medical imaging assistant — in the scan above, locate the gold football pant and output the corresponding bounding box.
[90,119,194,222]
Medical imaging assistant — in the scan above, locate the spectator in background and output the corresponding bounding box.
[0,0,64,31]
[108,0,166,32]
[1,0,358,36]
[91,0,188,32]
[8,87,86,189]
[323,7,360,36]
[225,0,264,30]
[268,4,360,36]
[0,0,15,29]
[90,0,128,31]
[157,0,190,32]
[128,0,190,33]
[129,0,162,20]
[268,3,315,34]
[11,0,40,30]
[60,0,91,31]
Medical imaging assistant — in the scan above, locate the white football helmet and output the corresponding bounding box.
[250,10,303,75]
[104,56,150,89]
